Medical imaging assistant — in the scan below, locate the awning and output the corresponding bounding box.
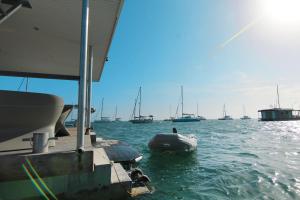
[0,0,123,81]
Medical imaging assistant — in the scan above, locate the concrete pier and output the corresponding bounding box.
[0,128,141,200]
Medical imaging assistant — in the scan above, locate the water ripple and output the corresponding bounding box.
[94,120,300,200]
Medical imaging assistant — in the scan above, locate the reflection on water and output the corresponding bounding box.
[94,120,300,200]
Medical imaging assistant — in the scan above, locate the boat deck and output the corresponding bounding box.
[0,128,92,156]
[0,128,151,199]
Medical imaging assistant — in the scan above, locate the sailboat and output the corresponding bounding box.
[172,86,200,122]
[129,87,153,123]
[218,104,233,120]
[94,98,111,123]
[113,105,121,122]
[240,105,251,120]
[65,104,77,127]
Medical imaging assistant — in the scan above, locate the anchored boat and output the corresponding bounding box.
[240,105,251,120]
[94,98,111,123]
[258,85,300,121]
[172,86,201,122]
[148,129,197,152]
[129,87,153,123]
[218,104,233,120]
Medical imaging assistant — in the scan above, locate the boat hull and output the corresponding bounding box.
[148,133,197,152]
[172,118,200,122]
[129,119,153,124]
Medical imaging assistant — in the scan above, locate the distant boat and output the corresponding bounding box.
[65,104,77,127]
[163,117,174,122]
[129,87,153,124]
[258,85,300,121]
[94,98,111,123]
[113,105,121,122]
[240,105,251,120]
[218,104,233,120]
[172,86,201,122]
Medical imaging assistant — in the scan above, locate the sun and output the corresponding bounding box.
[260,0,300,25]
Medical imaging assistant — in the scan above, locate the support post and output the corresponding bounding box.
[77,0,89,151]
[86,45,93,133]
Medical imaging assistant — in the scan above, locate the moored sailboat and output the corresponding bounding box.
[114,105,121,122]
[94,98,111,123]
[218,104,233,120]
[129,87,153,123]
[172,86,201,122]
[240,105,251,120]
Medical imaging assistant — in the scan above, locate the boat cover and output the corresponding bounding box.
[148,133,197,152]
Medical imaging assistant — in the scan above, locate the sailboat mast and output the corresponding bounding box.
[132,98,137,119]
[197,102,199,116]
[100,98,104,119]
[139,87,142,118]
[277,85,280,108]
[181,86,183,117]
[223,104,226,117]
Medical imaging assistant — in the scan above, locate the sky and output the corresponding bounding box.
[2,0,300,120]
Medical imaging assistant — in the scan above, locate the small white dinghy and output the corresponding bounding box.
[148,129,197,152]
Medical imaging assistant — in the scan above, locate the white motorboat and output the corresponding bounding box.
[148,131,197,152]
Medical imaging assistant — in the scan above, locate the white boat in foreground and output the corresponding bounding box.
[148,132,197,152]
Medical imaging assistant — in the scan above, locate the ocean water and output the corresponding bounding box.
[93,120,300,200]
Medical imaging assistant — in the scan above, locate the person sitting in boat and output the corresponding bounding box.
[172,128,177,133]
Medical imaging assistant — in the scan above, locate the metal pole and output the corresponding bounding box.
[101,98,104,120]
[77,0,89,151]
[86,45,93,132]
[139,87,141,118]
[181,86,183,117]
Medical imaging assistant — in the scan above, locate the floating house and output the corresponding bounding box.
[258,86,300,121]
[0,0,150,199]
[258,108,300,121]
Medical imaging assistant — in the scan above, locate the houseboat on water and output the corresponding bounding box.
[258,85,300,121]
[0,0,150,199]
[258,108,300,121]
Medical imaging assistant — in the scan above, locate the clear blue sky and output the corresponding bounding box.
[1,0,300,119]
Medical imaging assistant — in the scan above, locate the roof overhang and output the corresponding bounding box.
[258,108,294,112]
[0,0,124,81]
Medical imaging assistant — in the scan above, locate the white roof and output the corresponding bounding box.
[0,0,123,81]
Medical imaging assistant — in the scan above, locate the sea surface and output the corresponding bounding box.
[94,120,300,200]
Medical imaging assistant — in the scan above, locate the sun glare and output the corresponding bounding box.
[261,0,300,25]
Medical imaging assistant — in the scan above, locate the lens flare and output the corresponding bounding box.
[260,0,300,25]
